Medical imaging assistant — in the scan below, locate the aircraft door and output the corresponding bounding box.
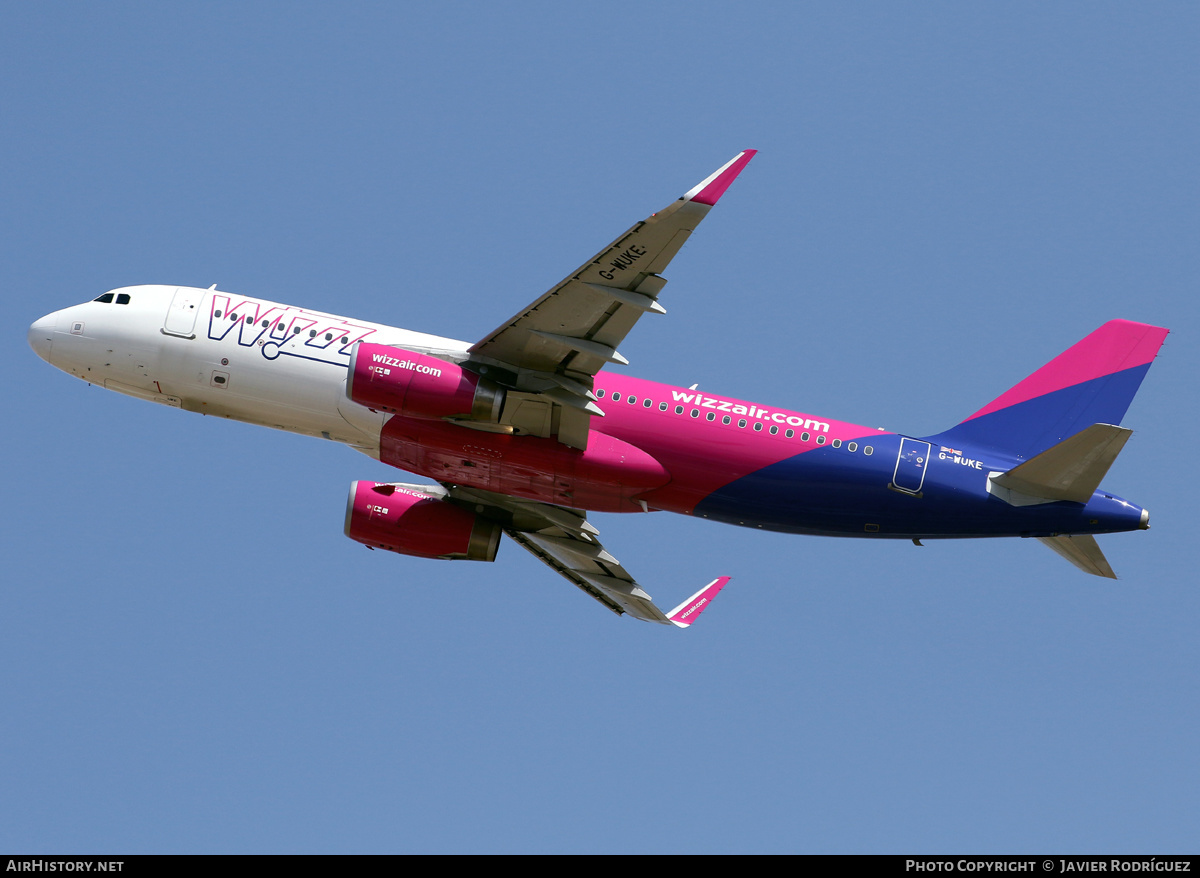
[892,438,931,494]
[163,287,202,338]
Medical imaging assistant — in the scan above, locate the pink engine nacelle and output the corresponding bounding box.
[347,342,504,422]
[344,481,502,561]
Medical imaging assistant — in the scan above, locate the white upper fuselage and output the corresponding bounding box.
[27,284,465,454]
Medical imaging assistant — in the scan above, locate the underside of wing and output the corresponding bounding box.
[441,484,729,626]
[465,150,756,448]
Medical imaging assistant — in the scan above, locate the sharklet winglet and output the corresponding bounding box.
[666,576,731,628]
[683,150,757,206]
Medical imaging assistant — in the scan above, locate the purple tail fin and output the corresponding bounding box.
[928,320,1169,460]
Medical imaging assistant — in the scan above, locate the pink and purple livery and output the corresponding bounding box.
[28,150,1169,625]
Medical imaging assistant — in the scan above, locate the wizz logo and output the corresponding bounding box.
[207,295,376,364]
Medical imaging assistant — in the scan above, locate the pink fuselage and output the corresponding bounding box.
[380,371,877,515]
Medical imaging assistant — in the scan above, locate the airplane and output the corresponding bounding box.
[27,150,1169,627]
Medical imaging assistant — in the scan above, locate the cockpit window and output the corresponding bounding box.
[116,293,131,305]
[94,293,114,303]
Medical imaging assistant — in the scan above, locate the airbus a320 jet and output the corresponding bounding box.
[28,151,1169,627]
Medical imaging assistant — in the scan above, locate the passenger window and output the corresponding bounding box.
[675,405,684,414]
[769,425,779,435]
[753,422,763,432]
[690,409,699,418]
[116,294,131,305]
[816,435,826,445]
[643,399,652,408]
[247,316,255,323]
[94,293,114,303]
[262,319,269,327]
[723,415,731,425]
[628,396,637,404]
[705,412,715,421]
[309,330,317,337]
[214,309,223,318]
[848,442,858,452]
[612,393,621,402]
[785,429,793,438]
[596,389,605,398]
[325,333,333,340]
[738,419,746,428]
[864,446,874,456]
[801,432,810,442]
[832,439,841,448]
[659,402,667,411]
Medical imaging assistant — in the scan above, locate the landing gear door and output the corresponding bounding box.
[163,287,202,339]
[892,438,931,494]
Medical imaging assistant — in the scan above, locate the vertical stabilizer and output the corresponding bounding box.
[928,320,1168,460]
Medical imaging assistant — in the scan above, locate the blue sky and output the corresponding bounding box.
[2,2,1197,853]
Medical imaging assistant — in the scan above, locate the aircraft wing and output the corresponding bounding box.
[466,150,756,448]
[441,484,729,626]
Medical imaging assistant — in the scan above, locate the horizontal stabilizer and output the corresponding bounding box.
[989,423,1132,504]
[1038,534,1117,579]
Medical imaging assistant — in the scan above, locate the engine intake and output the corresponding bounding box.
[347,342,503,422]
[344,481,501,561]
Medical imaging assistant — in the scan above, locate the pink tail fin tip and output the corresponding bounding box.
[967,320,1169,422]
[667,576,731,628]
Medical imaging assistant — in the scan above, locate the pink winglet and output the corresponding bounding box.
[966,320,1169,422]
[667,576,731,628]
[684,150,757,206]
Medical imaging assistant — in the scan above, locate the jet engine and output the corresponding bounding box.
[343,481,501,561]
[347,342,504,422]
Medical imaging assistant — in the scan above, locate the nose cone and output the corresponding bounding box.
[28,314,56,363]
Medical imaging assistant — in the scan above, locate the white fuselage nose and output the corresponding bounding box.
[29,284,470,456]
[28,288,172,390]
[27,312,56,364]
